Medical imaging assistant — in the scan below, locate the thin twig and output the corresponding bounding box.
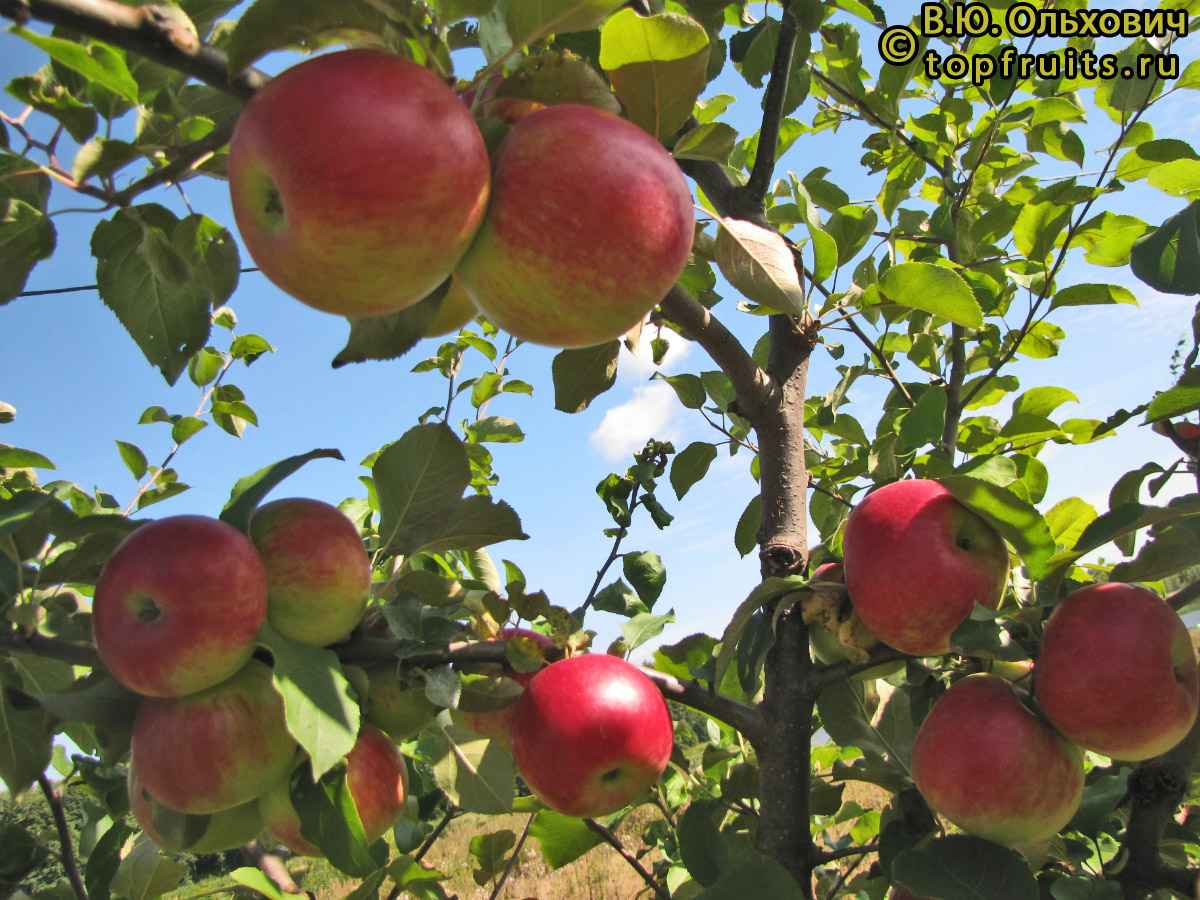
[486,812,535,900]
[583,818,671,900]
[37,773,89,900]
[746,3,800,202]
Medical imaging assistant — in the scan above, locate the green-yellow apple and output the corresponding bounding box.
[228,49,491,317]
[260,727,409,857]
[1034,582,1199,760]
[806,562,904,681]
[92,514,267,698]
[842,479,1010,656]
[457,103,694,348]
[131,659,296,815]
[128,765,264,853]
[423,275,479,338]
[250,497,370,647]
[509,653,673,818]
[911,672,1083,846]
[451,627,556,746]
[357,663,441,741]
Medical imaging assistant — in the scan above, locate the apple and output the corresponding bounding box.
[260,727,409,857]
[1176,421,1200,441]
[912,673,1084,846]
[423,275,480,338]
[249,497,370,647]
[92,514,267,698]
[131,659,297,815]
[806,562,903,681]
[509,653,673,818]
[456,104,694,348]
[128,764,264,854]
[357,663,442,741]
[841,479,1010,656]
[1034,582,1199,761]
[228,49,491,317]
[452,627,556,746]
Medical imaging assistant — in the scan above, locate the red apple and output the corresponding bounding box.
[92,514,267,698]
[128,764,264,854]
[358,663,442,741]
[131,659,297,815]
[228,49,491,317]
[912,673,1084,846]
[457,104,694,348]
[250,497,370,647]
[260,727,409,857]
[452,627,556,746]
[509,653,673,818]
[1034,582,1199,760]
[806,562,903,681]
[1175,421,1200,441]
[841,479,1010,656]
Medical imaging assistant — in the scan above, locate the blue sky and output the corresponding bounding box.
[3,13,1200,652]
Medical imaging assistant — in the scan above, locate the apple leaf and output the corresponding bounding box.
[0,659,55,797]
[816,680,913,772]
[875,262,982,328]
[936,476,1056,580]
[600,10,710,140]
[1044,497,1099,552]
[258,625,359,780]
[225,0,395,72]
[891,835,1038,900]
[229,868,290,900]
[671,441,718,500]
[506,0,626,50]
[1144,367,1200,424]
[373,423,471,556]
[8,28,139,103]
[0,155,57,306]
[494,50,621,115]
[109,841,187,900]
[220,448,346,534]
[713,576,807,696]
[529,809,603,869]
[678,798,729,887]
[623,551,666,608]
[331,286,447,369]
[423,723,515,814]
[715,217,806,316]
[552,341,620,413]
[1131,200,1200,295]
[620,609,674,651]
[292,761,387,878]
[414,495,528,554]
[673,122,738,164]
[1049,282,1138,312]
[692,849,805,900]
[469,829,516,886]
[1109,525,1200,584]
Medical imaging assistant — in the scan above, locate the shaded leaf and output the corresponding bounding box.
[716,218,805,315]
[221,448,346,534]
[552,342,620,413]
[892,835,1037,900]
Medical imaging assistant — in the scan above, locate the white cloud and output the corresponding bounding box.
[616,327,695,382]
[589,383,685,461]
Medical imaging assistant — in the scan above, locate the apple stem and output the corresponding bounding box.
[37,773,89,900]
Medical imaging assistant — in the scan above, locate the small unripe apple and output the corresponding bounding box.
[509,653,673,818]
[131,659,297,815]
[912,673,1084,846]
[250,497,370,647]
[1034,582,1199,760]
[358,664,441,741]
[92,514,267,698]
[228,49,491,317]
[842,479,1010,656]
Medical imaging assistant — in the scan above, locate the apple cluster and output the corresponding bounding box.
[93,502,408,857]
[227,49,695,349]
[816,478,1200,850]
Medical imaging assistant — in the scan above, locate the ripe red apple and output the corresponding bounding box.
[911,672,1084,846]
[1175,421,1200,441]
[128,764,264,854]
[260,727,409,857]
[357,663,441,741]
[452,627,556,746]
[92,514,267,698]
[509,653,673,818]
[806,562,903,681]
[841,479,1010,656]
[131,659,297,815]
[249,497,370,647]
[457,104,694,348]
[1034,582,1199,761]
[228,49,491,317]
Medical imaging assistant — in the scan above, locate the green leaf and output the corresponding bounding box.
[114,441,148,480]
[876,263,982,328]
[506,0,626,49]
[1131,201,1200,295]
[414,494,528,554]
[1145,367,1200,424]
[170,415,207,446]
[552,341,620,413]
[621,609,675,651]
[492,50,621,116]
[424,724,515,814]
[529,809,603,869]
[1049,283,1138,311]
[258,624,360,779]
[897,388,946,449]
[225,0,397,72]
[0,445,55,470]
[229,867,290,900]
[671,441,718,499]
[716,217,805,315]
[692,849,804,900]
[0,665,53,796]
[678,798,728,887]
[1110,526,1200,584]
[108,841,187,900]
[332,289,445,368]
[0,824,49,888]
[1044,497,1098,551]
[1013,179,1089,264]
[892,835,1038,900]
[652,372,706,410]
[91,205,216,385]
[466,416,525,444]
[469,830,516,885]
[735,494,761,557]
[623,550,666,607]
[599,10,710,140]
[936,476,1054,580]
[1116,139,1199,181]
[817,680,913,771]
[674,122,738,164]
[373,423,471,556]
[0,153,57,304]
[825,205,877,267]
[1148,159,1200,198]
[10,27,139,103]
[1012,386,1078,420]
[220,448,346,534]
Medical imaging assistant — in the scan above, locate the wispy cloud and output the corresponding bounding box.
[589,382,686,461]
